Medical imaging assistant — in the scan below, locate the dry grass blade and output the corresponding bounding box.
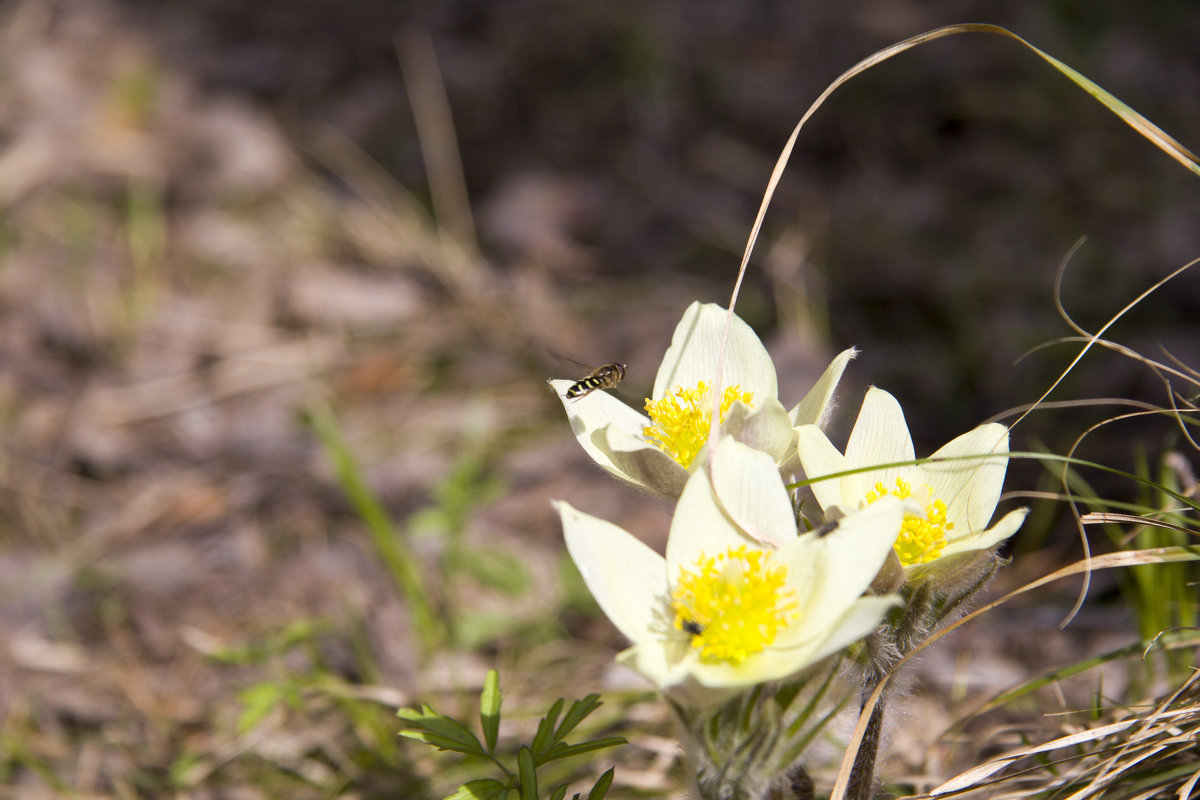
[718,21,1200,487]
[1080,512,1198,537]
[829,546,1200,800]
[928,671,1200,799]
[396,27,479,256]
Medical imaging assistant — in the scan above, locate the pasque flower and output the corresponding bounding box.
[555,437,904,706]
[795,387,1028,574]
[549,301,856,497]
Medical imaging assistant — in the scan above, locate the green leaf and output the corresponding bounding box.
[530,698,564,756]
[397,730,481,756]
[535,738,626,766]
[397,706,485,755]
[554,694,602,743]
[443,779,509,800]
[547,786,568,800]
[481,670,501,754]
[236,683,284,734]
[517,746,538,800]
[588,767,616,800]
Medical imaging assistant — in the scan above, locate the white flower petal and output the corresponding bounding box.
[798,595,901,663]
[722,397,798,468]
[686,642,820,689]
[773,496,903,648]
[685,594,898,689]
[665,463,751,580]
[789,347,858,428]
[616,643,692,691]
[709,437,798,547]
[549,378,650,475]
[599,424,690,496]
[845,387,915,487]
[939,506,1028,557]
[795,424,860,513]
[628,653,741,707]
[924,423,1010,532]
[653,302,778,401]
[556,501,665,646]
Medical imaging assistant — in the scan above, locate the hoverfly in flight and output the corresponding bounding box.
[565,362,627,400]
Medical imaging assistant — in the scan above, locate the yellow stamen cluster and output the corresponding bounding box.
[670,545,797,665]
[865,477,953,566]
[643,382,755,468]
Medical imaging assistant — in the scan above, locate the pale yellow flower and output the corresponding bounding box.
[549,301,855,497]
[556,437,903,706]
[796,387,1028,572]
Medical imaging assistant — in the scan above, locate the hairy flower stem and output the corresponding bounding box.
[846,555,1006,799]
[846,690,886,800]
[671,665,851,800]
[846,630,895,800]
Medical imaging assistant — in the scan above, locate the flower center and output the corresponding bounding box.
[642,382,755,468]
[865,477,953,566]
[670,545,796,665]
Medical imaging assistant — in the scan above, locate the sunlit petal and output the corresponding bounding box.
[653,302,778,401]
[789,347,858,428]
[795,424,859,513]
[845,387,915,486]
[549,378,649,476]
[600,424,690,497]
[939,507,1028,557]
[666,461,751,578]
[708,437,799,548]
[772,497,903,648]
[722,398,798,471]
[556,501,665,645]
[925,423,1009,533]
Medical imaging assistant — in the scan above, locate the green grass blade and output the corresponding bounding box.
[306,400,443,655]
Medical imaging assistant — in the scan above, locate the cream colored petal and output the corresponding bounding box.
[548,378,649,432]
[845,387,915,487]
[939,506,1028,557]
[602,424,690,497]
[615,642,693,691]
[653,302,778,401]
[789,347,858,428]
[795,424,860,513]
[924,423,1010,532]
[549,378,649,475]
[722,397,798,467]
[794,595,900,663]
[665,462,754,580]
[708,436,798,548]
[556,501,666,645]
[685,595,897,689]
[772,496,903,648]
[634,655,741,708]
[686,642,821,689]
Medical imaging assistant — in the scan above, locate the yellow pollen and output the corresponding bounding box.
[670,545,797,665]
[642,382,755,468]
[865,477,953,566]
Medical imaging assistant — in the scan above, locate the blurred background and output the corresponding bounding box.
[1,0,1197,796]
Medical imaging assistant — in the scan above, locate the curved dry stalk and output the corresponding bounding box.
[1014,254,1200,433]
[829,545,1200,800]
[710,21,1200,455]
